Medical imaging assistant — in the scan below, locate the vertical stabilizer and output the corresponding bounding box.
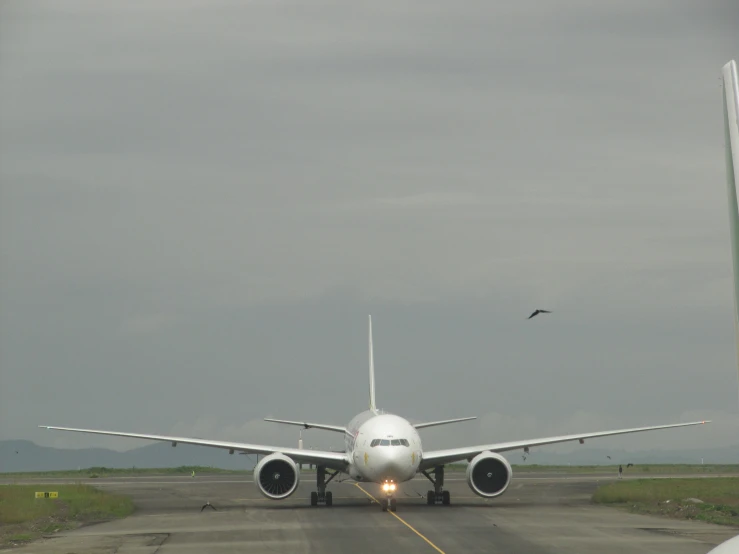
[368,315,378,413]
[721,59,739,401]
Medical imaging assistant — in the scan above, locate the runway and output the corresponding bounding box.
[3,473,737,553]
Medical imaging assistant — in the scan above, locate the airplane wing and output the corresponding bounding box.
[263,418,346,433]
[39,425,350,470]
[419,420,709,470]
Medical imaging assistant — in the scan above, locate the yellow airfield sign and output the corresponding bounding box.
[35,492,58,498]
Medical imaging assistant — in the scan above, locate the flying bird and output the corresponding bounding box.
[527,309,552,320]
[200,502,217,512]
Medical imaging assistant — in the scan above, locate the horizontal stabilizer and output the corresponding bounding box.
[414,416,477,429]
[264,418,346,433]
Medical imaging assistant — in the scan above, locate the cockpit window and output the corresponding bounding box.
[371,438,409,446]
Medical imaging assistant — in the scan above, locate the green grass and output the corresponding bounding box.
[592,478,739,526]
[511,464,739,475]
[0,484,133,547]
[7,533,32,542]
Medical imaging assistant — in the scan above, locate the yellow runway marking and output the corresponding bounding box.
[353,483,446,554]
[352,482,379,504]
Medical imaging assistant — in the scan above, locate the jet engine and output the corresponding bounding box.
[466,451,512,498]
[253,453,300,499]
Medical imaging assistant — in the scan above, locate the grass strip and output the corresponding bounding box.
[0,484,133,547]
[512,464,739,474]
[592,477,739,526]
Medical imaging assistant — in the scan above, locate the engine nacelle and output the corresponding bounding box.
[466,451,513,498]
[253,453,300,499]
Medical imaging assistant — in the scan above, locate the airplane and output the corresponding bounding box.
[41,317,709,512]
[706,59,739,554]
[722,58,739,399]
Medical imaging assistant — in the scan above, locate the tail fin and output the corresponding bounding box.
[368,315,378,413]
[721,59,739,402]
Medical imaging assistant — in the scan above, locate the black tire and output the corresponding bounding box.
[442,490,451,505]
[325,491,333,507]
[427,491,435,505]
[390,498,397,512]
[310,492,318,506]
[381,498,388,512]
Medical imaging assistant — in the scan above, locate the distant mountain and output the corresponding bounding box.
[0,440,259,473]
[1,440,737,473]
[509,444,739,466]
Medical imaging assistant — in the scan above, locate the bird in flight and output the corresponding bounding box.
[200,502,217,512]
[527,309,552,320]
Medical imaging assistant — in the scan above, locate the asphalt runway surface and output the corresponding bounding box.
[3,473,738,553]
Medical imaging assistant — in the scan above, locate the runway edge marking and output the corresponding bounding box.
[353,483,447,554]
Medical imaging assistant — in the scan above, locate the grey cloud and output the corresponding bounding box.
[1,0,738,455]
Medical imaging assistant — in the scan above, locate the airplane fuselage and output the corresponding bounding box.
[343,411,422,485]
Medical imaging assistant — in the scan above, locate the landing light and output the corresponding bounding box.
[382,483,396,492]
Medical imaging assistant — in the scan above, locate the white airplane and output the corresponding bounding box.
[722,58,739,396]
[706,58,739,554]
[41,317,709,512]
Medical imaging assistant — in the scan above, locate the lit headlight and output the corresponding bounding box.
[382,483,397,492]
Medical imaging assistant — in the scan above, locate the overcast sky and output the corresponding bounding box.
[1,0,738,458]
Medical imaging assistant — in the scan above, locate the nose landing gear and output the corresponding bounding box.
[381,480,397,512]
[422,465,450,505]
[381,497,397,512]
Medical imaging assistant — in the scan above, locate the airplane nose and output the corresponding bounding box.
[383,459,404,477]
[377,449,410,480]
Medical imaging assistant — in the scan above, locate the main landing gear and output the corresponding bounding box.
[380,480,397,512]
[310,466,338,507]
[422,465,450,506]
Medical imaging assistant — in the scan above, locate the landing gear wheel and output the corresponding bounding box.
[381,498,388,512]
[422,465,448,506]
[313,466,339,507]
[390,498,397,512]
